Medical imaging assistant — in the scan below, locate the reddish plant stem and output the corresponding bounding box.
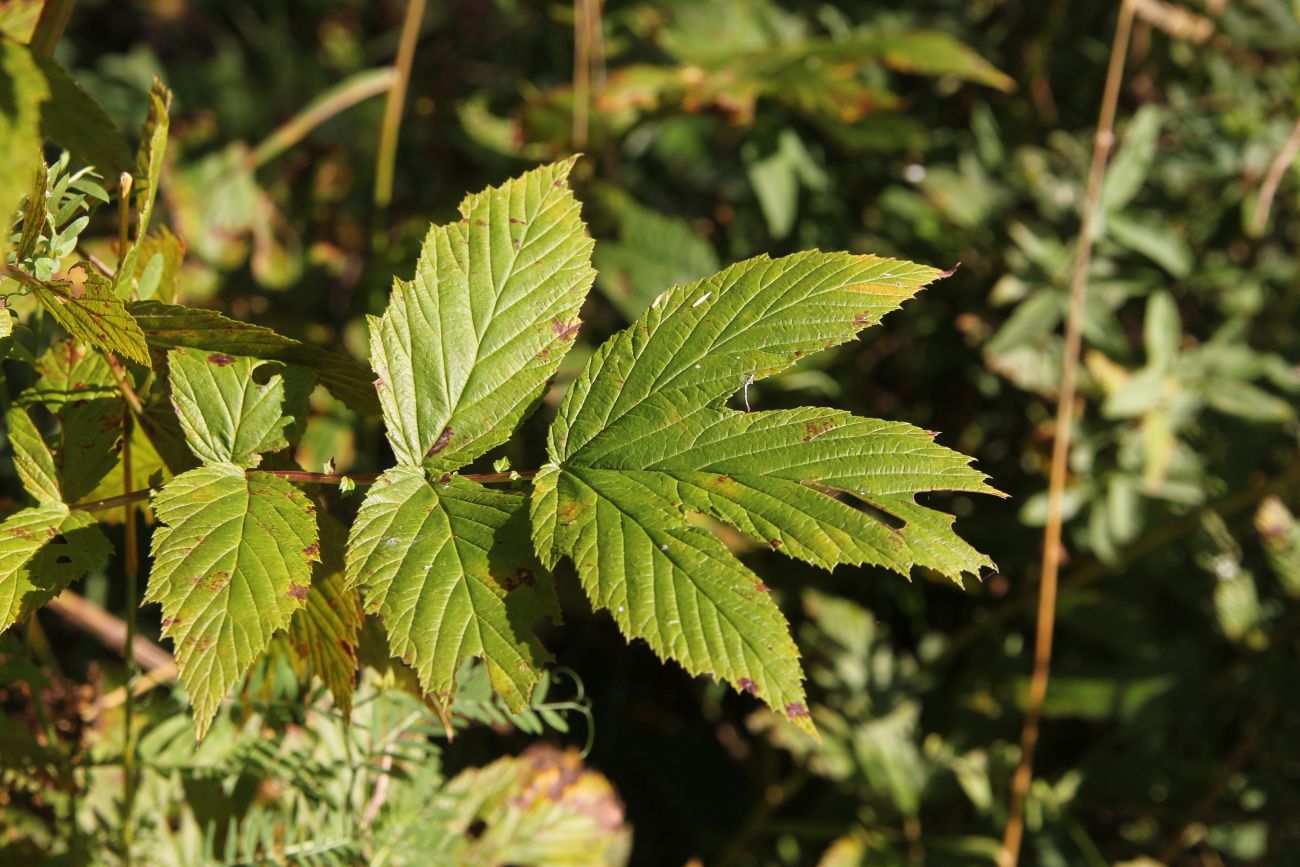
[998,2,1137,865]
[72,469,537,513]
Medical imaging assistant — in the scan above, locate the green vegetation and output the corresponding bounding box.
[1,1,1298,865]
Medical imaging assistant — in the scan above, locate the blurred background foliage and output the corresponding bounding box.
[2,0,1300,864]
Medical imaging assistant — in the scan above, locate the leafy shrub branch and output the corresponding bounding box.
[2,84,998,742]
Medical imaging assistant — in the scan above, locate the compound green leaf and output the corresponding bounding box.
[345,467,557,711]
[167,347,291,468]
[369,157,594,471]
[0,506,110,632]
[147,465,320,738]
[129,299,379,417]
[535,251,997,733]
[30,267,152,367]
[6,406,62,505]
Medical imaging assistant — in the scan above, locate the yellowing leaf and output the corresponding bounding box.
[0,506,111,632]
[30,268,151,367]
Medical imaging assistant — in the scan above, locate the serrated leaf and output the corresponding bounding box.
[167,347,292,468]
[31,50,134,178]
[0,39,48,260]
[19,339,124,502]
[369,157,594,471]
[30,267,152,367]
[147,465,320,738]
[129,300,379,417]
[115,79,172,298]
[283,513,361,717]
[0,506,110,631]
[345,468,557,710]
[535,251,997,733]
[6,406,62,504]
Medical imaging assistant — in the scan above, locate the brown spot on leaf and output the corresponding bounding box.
[287,583,309,601]
[802,419,834,442]
[853,311,874,327]
[550,317,581,341]
[785,702,809,720]
[500,567,536,592]
[755,582,771,593]
[208,353,236,367]
[738,678,758,696]
[302,542,320,559]
[374,377,386,391]
[429,426,453,455]
[509,217,526,225]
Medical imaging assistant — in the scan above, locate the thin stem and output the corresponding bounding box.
[121,413,140,866]
[250,67,398,169]
[372,0,427,219]
[73,488,151,514]
[70,469,537,514]
[29,0,75,56]
[1,262,45,291]
[104,353,145,418]
[998,3,1137,865]
[1250,116,1300,236]
[572,0,594,148]
[257,468,535,485]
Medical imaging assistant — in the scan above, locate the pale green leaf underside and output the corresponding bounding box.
[370,157,595,471]
[0,506,109,632]
[345,467,556,710]
[31,269,152,368]
[147,465,320,737]
[167,347,290,468]
[538,250,996,731]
